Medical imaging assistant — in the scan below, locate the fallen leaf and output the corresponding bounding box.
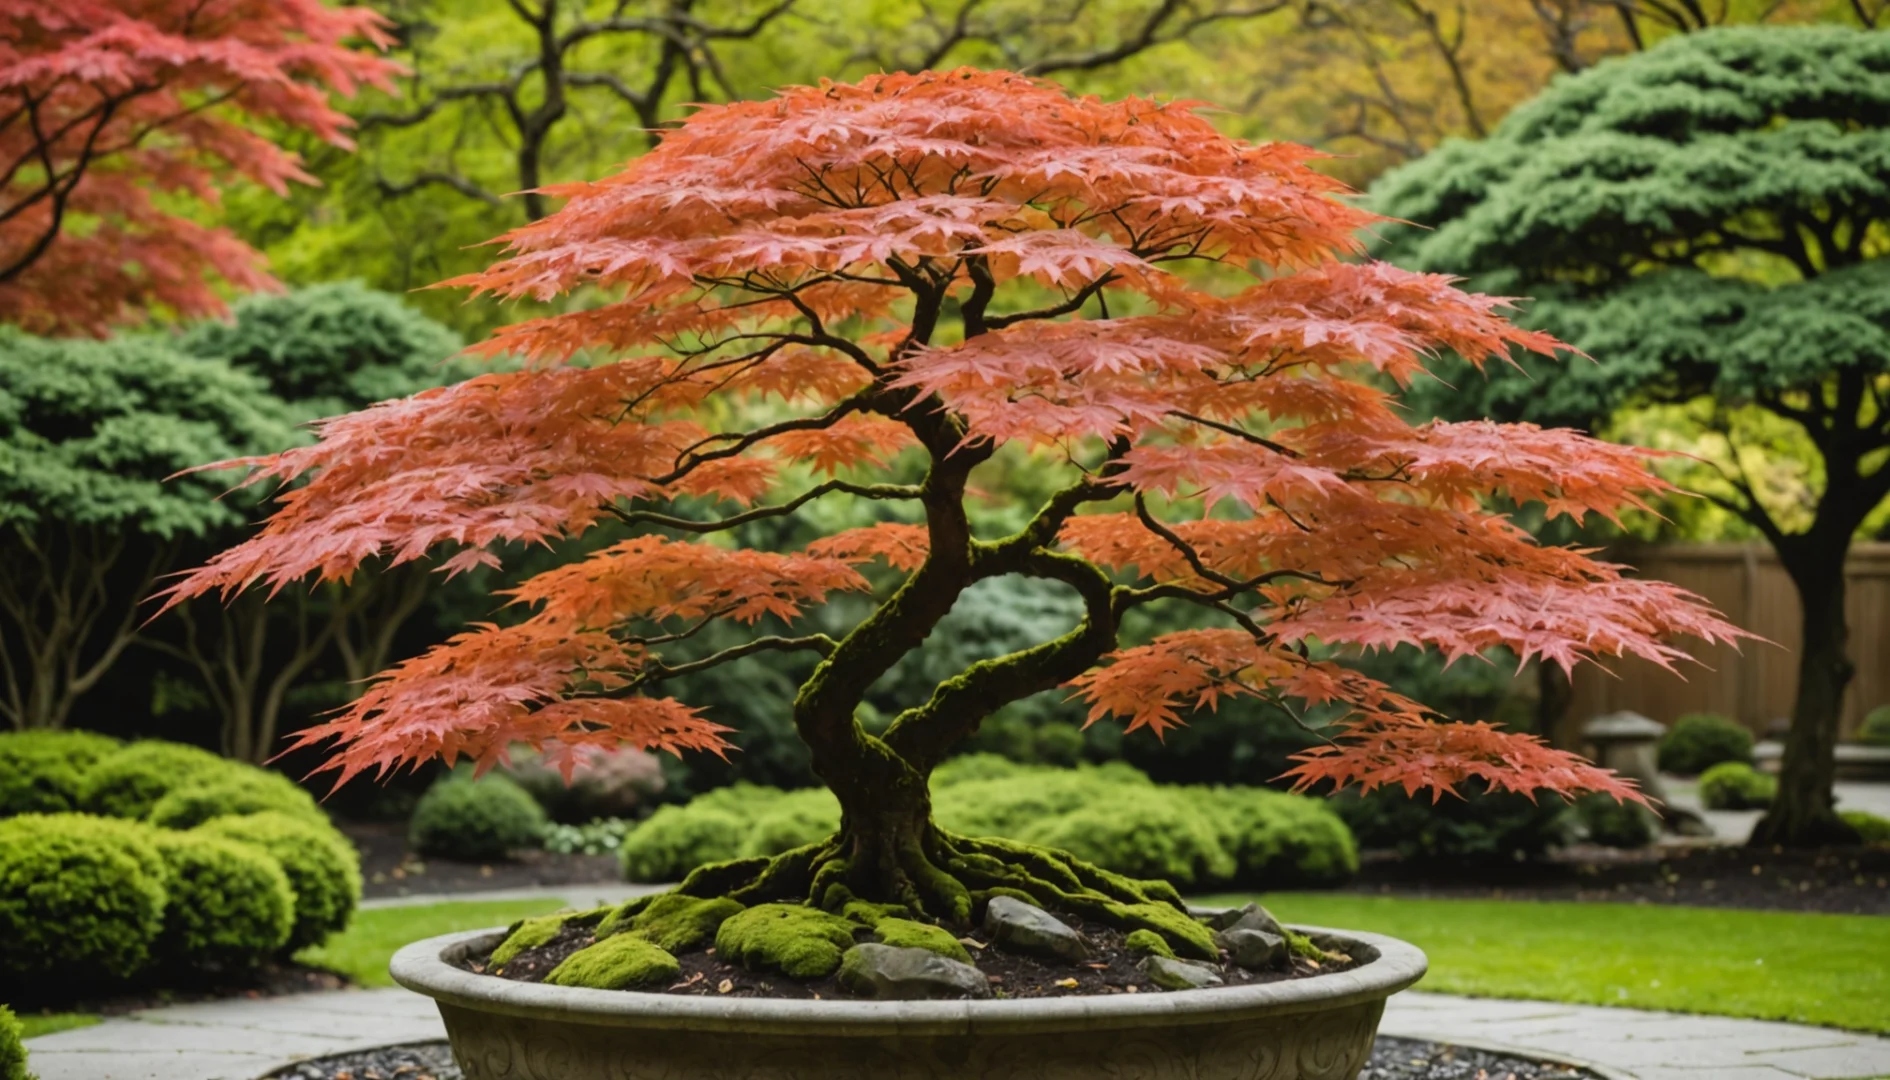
[1054,978,1079,989]
[959,938,987,950]
[718,978,734,994]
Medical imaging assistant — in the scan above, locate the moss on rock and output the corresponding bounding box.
[492,912,579,969]
[545,934,680,990]
[1102,901,1217,961]
[714,903,859,979]
[1285,928,1349,965]
[872,917,971,963]
[1123,928,1175,959]
[608,893,743,952]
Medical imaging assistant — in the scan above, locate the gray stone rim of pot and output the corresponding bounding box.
[390,923,1427,1037]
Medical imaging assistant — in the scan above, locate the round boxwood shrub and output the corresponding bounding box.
[79,740,230,821]
[1573,793,1659,849]
[739,788,841,858]
[409,773,547,861]
[0,730,121,817]
[1020,789,1235,888]
[1858,705,1890,749]
[1657,713,1754,776]
[149,831,294,968]
[146,767,324,830]
[0,814,166,982]
[1185,786,1359,888]
[620,803,749,882]
[1698,762,1776,810]
[196,811,361,951]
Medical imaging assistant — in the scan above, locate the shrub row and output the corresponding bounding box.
[618,757,1358,890]
[0,732,360,993]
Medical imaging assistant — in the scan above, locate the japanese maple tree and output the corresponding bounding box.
[171,70,1743,925]
[0,0,397,336]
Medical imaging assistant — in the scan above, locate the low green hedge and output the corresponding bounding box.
[0,731,121,817]
[1859,705,1890,749]
[1573,793,1659,849]
[619,757,1357,890]
[1333,784,1575,861]
[0,1003,30,1080]
[1698,762,1776,810]
[1842,810,1890,846]
[409,774,547,861]
[150,831,294,968]
[0,814,167,983]
[197,812,362,952]
[0,738,360,993]
[1658,714,1754,776]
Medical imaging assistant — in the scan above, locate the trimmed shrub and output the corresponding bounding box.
[149,832,294,968]
[739,788,841,858]
[0,1003,30,1080]
[1573,794,1659,849]
[79,741,229,821]
[1698,762,1776,810]
[1184,786,1359,887]
[1020,789,1235,888]
[0,730,121,817]
[147,768,324,830]
[0,814,166,982]
[409,774,547,861]
[931,753,1031,787]
[932,763,1151,838]
[1841,810,1890,846]
[620,803,748,882]
[501,746,666,823]
[1859,706,1890,749]
[1657,713,1754,776]
[196,812,361,952]
[1335,784,1574,861]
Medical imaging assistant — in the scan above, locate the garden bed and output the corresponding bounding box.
[341,820,621,899]
[266,1036,1604,1080]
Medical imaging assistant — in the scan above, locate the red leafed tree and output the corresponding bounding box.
[0,0,397,336]
[172,70,1744,922]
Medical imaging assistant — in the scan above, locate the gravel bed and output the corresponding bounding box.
[270,1034,1603,1079]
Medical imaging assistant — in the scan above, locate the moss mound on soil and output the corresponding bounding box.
[606,893,743,953]
[1123,928,1175,958]
[872,917,972,963]
[714,903,858,979]
[545,934,680,990]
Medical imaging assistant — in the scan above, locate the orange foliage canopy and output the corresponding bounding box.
[0,0,397,335]
[172,69,1745,805]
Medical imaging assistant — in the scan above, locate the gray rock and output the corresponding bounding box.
[1206,902,1283,936]
[982,895,1092,962]
[1139,954,1224,991]
[838,944,992,1001]
[1218,927,1287,970]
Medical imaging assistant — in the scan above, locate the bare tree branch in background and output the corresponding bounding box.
[362,0,795,221]
[856,0,1290,75]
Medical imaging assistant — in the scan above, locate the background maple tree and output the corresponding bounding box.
[173,70,1743,918]
[0,0,398,336]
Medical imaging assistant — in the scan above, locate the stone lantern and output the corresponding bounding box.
[1582,710,1670,804]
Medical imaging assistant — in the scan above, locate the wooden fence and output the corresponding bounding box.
[1564,542,1890,742]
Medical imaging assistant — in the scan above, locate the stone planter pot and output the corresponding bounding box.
[390,922,1425,1080]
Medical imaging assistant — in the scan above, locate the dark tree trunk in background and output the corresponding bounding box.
[1752,548,1861,847]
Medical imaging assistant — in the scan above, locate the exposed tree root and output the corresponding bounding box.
[634,823,1216,960]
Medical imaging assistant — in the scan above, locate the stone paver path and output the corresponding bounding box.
[27,986,1890,1080]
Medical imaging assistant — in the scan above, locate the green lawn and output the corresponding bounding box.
[15,1012,100,1040]
[1197,892,1890,1034]
[296,898,565,987]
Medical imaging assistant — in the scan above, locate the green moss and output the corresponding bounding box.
[872,918,972,963]
[609,893,743,952]
[1123,929,1174,959]
[490,912,577,969]
[545,934,679,990]
[839,897,907,928]
[714,903,859,979]
[1284,928,1348,964]
[1102,901,1217,961]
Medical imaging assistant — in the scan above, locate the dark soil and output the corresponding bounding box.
[471,909,1346,1000]
[3,959,346,1017]
[340,820,621,901]
[269,1036,1603,1080]
[1345,843,1890,915]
